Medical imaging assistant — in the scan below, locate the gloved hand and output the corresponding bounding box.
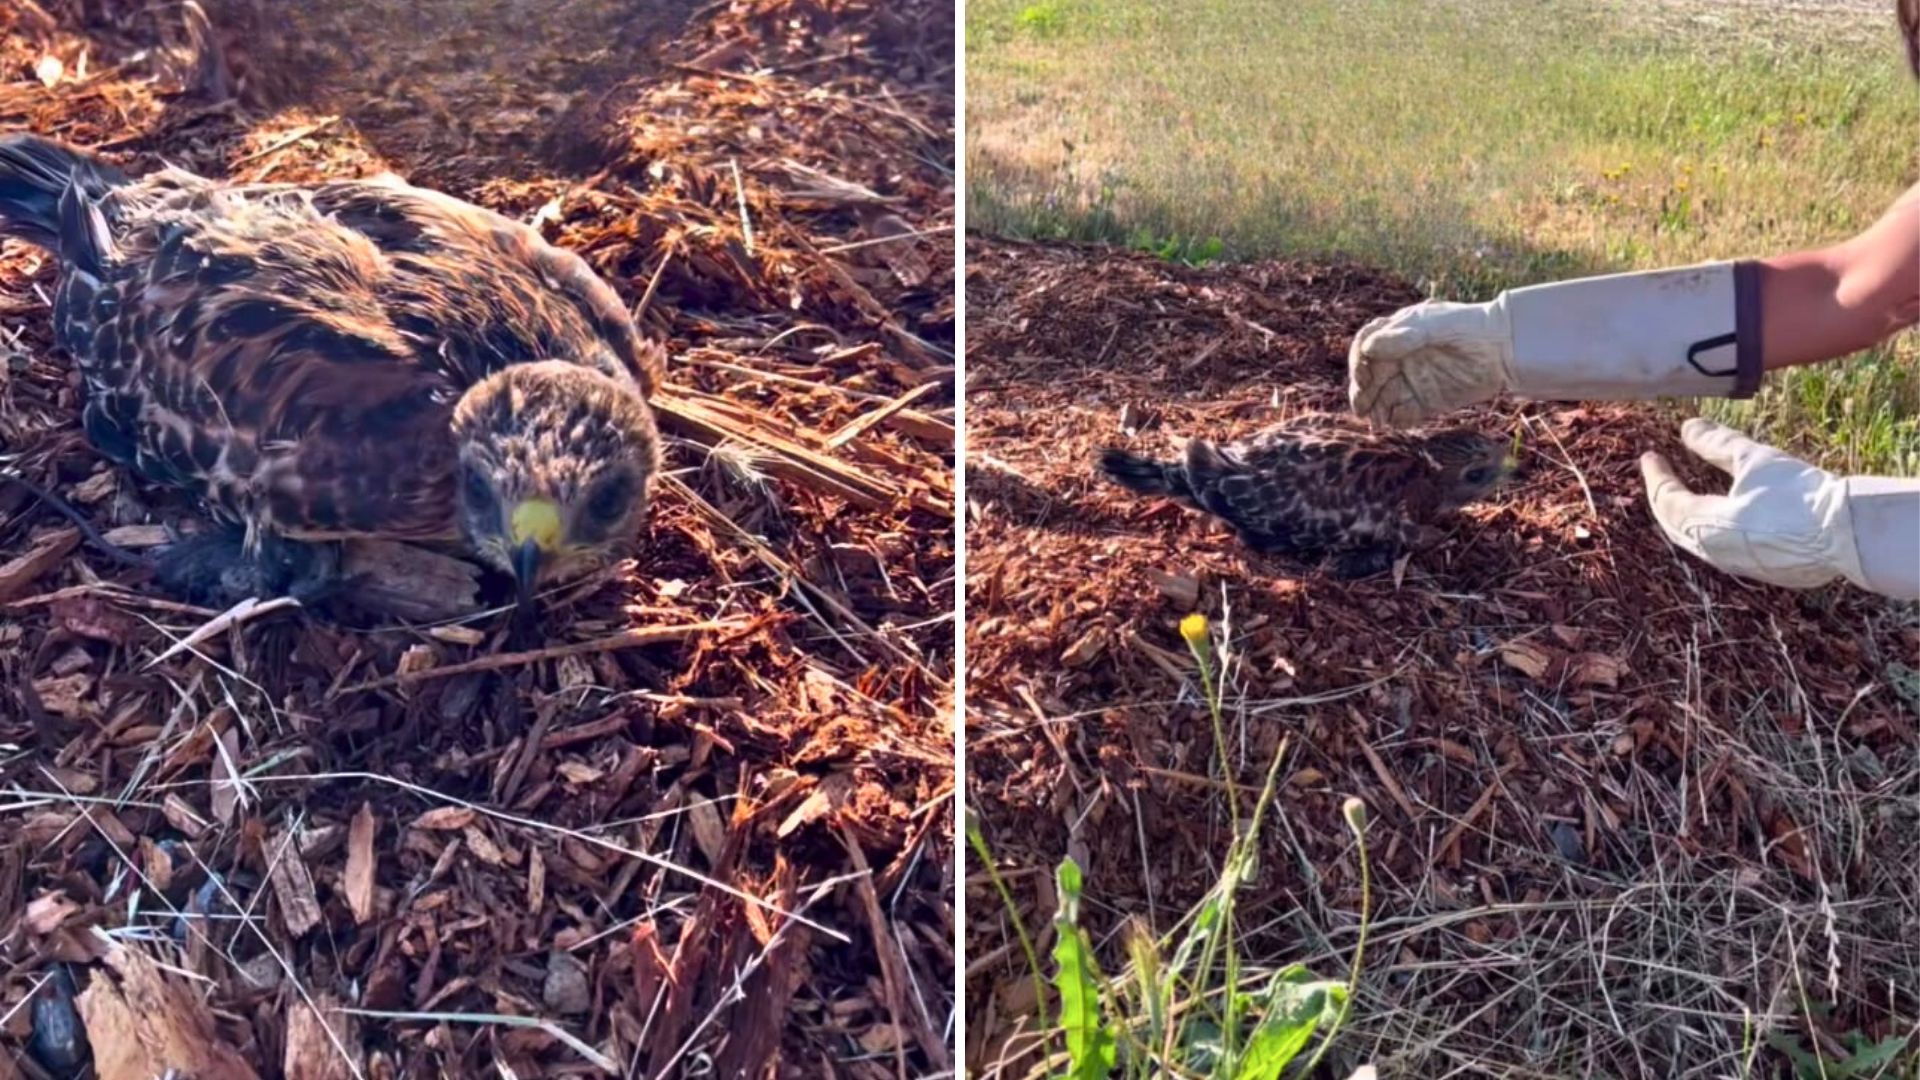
[1639,418,1920,600]
[1345,300,1513,427]
[1349,262,1764,427]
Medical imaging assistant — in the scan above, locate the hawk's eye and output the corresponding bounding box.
[585,475,632,524]
[462,466,496,513]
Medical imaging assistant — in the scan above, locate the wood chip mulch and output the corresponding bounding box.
[962,233,1918,1078]
[0,1,954,1076]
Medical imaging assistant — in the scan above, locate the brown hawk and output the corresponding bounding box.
[1099,414,1514,577]
[0,133,664,608]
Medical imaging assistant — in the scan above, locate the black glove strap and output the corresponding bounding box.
[1682,262,1764,399]
[1728,260,1764,398]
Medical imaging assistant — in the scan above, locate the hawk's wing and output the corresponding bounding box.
[310,180,664,398]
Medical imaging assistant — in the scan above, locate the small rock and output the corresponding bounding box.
[543,950,591,1015]
[28,964,88,1075]
[237,952,284,991]
[1547,821,1586,864]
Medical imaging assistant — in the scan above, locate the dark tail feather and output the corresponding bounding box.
[0,134,124,254]
[1098,448,1191,499]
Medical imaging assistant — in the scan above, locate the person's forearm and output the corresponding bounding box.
[1757,182,1920,371]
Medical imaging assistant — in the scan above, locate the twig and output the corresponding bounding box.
[335,619,745,694]
[825,380,944,449]
[339,1010,615,1072]
[818,225,953,255]
[633,245,674,324]
[729,158,755,257]
[147,595,302,666]
[230,117,340,167]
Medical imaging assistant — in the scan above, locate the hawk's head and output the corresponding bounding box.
[450,360,662,604]
[1415,428,1515,513]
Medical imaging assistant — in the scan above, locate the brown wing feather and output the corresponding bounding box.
[312,181,664,398]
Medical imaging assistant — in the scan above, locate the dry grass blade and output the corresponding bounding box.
[338,1010,616,1072]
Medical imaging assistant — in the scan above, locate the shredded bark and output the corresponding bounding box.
[963,234,1918,1077]
[0,1,954,1075]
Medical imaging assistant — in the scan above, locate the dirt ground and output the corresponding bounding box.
[0,1,954,1076]
[962,235,1918,1077]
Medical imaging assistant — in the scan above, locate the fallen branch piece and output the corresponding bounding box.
[335,619,747,694]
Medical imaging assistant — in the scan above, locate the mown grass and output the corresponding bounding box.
[967,0,1920,474]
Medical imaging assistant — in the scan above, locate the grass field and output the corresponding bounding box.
[966,0,1920,474]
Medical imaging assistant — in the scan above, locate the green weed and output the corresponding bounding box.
[970,614,1377,1078]
[1767,1025,1912,1079]
[1017,2,1068,36]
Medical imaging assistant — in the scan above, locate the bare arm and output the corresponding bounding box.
[1759,181,1920,370]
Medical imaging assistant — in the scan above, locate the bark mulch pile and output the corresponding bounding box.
[963,234,1918,1077]
[0,1,954,1076]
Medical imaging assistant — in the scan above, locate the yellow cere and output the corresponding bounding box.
[509,499,564,551]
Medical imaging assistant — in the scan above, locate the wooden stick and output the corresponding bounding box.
[335,619,745,695]
[824,380,944,450]
[1353,730,1421,824]
[653,395,943,513]
[632,246,675,324]
[231,117,339,167]
[1429,767,1511,872]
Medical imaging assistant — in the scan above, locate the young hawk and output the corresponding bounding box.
[1099,414,1514,578]
[0,133,663,607]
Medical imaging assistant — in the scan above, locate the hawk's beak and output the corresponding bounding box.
[512,541,542,605]
[508,499,562,607]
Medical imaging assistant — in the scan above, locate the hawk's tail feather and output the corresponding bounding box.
[0,133,124,255]
[1097,448,1192,500]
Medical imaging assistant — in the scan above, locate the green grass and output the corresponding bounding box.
[967,0,1920,473]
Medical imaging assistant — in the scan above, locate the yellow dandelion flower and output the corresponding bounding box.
[1179,613,1209,646]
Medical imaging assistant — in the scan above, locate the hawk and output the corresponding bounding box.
[0,133,663,608]
[1098,414,1514,577]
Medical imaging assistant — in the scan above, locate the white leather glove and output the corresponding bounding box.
[1639,418,1920,600]
[1350,262,1764,426]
